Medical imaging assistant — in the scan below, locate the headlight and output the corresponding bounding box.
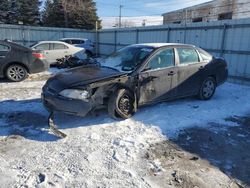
[59,89,90,101]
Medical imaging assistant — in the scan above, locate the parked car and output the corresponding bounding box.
[42,43,228,119]
[31,41,86,65]
[59,38,95,57]
[0,40,49,82]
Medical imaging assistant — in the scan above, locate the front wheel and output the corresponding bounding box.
[6,64,28,82]
[198,77,216,100]
[108,89,135,119]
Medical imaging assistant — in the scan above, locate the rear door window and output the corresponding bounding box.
[0,44,10,51]
[72,40,85,44]
[70,40,78,45]
[78,40,85,44]
[64,40,72,44]
[53,43,68,50]
[197,48,212,61]
[35,43,50,50]
[177,48,199,65]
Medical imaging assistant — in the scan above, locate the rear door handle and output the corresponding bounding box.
[168,71,176,76]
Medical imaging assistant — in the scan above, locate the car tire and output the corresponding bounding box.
[108,89,135,119]
[198,77,216,100]
[6,64,28,82]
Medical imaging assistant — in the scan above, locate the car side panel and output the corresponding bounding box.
[176,61,208,96]
[204,58,228,86]
[0,46,30,77]
[0,46,11,77]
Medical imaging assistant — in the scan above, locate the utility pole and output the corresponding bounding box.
[119,5,123,28]
[95,20,99,56]
[62,0,69,28]
[184,9,188,26]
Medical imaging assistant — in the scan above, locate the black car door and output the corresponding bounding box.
[0,44,10,61]
[0,44,11,71]
[175,47,207,96]
[138,48,178,105]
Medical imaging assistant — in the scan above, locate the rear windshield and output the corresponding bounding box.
[197,48,213,61]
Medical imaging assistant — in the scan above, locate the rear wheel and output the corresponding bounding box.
[198,77,216,100]
[108,89,135,119]
[6,64,28,82]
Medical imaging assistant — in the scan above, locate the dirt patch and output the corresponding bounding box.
[142,116,250,187]
[171,116,250,187]
[144,140,241,188]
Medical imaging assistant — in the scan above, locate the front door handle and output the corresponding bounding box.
[168,71,176,76]
[199,66,204,70]
[140,75,157,86]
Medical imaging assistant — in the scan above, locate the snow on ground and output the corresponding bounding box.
[134,82,250,137]
[0,70,250,187]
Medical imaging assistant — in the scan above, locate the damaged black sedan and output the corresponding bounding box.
[42,43,228,119]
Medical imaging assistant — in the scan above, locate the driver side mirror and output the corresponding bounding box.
[142,66,151,72]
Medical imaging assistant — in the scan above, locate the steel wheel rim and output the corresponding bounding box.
[8,66,25,81]
[118,94,132,115]
[202,80,215,98]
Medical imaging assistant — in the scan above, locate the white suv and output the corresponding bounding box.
[60,38,95,57]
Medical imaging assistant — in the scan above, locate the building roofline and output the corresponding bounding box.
[162,0,214,16]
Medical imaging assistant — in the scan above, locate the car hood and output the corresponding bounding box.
[46,66,125,92]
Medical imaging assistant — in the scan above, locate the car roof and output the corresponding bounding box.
[0,40,31,51]
[60,38,88,41]
[37,41,69,44]
[131,43,196,48]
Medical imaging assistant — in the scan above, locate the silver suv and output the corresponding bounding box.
[60,38,95,57]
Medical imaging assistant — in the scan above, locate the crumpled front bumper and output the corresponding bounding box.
[41,88,93,117]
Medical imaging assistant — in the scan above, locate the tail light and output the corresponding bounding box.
[32,52,45,59]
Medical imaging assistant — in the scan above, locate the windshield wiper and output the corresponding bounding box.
[101,65,120,72]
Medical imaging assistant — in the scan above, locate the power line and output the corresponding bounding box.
[96,2,162,16]
[124,0,208,6]
[95,0,204,16]
[100,1,250,18]
[102,10,250,28]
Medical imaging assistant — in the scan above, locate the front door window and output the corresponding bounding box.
[147,48,175,70]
